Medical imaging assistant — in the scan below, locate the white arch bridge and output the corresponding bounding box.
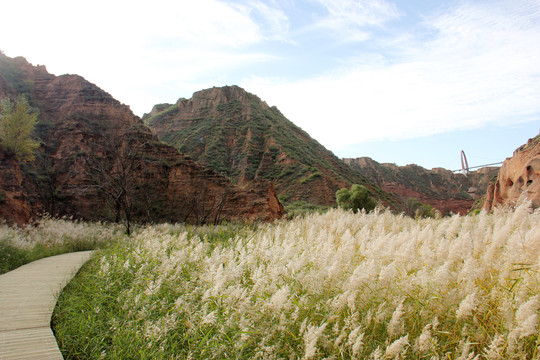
[453,150,503,174]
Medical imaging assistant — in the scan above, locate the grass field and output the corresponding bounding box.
[48,203,540,359]
[0,217,123,274]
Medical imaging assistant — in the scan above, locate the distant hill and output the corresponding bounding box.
[0,54,283,225]
[143,86,401,209]
[344,157,499,215]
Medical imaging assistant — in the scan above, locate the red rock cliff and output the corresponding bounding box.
[0,54,283,224]
[144,86,401,209]
[0,150,32,226]
[344,157,499,215]
[484,135,540,211]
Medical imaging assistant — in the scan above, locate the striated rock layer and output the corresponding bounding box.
[144,86,401,209]
[484,135,540,211]
[0,54,283,225]
[0,150,31,226]
[344,157,499,215]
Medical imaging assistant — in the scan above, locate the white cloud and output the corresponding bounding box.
[1,0,539,144]
[242,0,540,152]
[311,0,400,41]
[144,0,262,47]
[235,0,292,42]
[0,0,277,112]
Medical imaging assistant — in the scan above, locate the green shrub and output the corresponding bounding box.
[0,96,40,162]
[415,203,439,219]
[405,198,440,219]
[336,184,377,213]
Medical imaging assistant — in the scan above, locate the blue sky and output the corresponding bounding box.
[1,0,539,170]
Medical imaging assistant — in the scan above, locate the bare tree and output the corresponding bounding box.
[178,168,229,225]
[31,152,59,216]
[84,128,229,228]
[84,130,147,235]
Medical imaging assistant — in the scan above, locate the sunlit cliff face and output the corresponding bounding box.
[522,158,540,207]
[483,135,540,212]
[499,157,540,209]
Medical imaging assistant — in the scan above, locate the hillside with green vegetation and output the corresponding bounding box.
[144,86,400,210]
[344,157,499,215]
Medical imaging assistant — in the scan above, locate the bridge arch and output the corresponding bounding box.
[461,150,469,175]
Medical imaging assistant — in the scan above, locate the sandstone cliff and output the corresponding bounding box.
[484,135,540,211]
[344,157,499,215]
[144,86,401,210]
[0,149,32,226]
[0,54,283,225]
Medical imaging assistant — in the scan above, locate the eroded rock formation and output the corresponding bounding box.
[0,54,283,225]
[345,157,499,215]
[144,86,401,209]
[484,135,540,211]
[0,150,32,226]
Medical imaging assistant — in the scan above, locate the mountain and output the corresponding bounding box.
[143,86,400,209]
[344,157,499,215]
[484,134,540,211]
[0,54,283,225]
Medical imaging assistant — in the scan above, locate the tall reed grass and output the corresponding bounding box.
[54,204,540,359]
[0,217,122,274]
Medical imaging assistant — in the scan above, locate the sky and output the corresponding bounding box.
[1,0,539,170]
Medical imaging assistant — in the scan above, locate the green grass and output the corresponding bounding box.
[52,205,540,359]
[0,218,124,274]
[0,241,95,274]
[0,241,27,274]
[284,200,330,218]
[53,222,260,359]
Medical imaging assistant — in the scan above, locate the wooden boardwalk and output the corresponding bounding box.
[0,251,93,360]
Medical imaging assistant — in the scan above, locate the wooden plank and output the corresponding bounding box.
[0,328,63,360]
[0,251,93,360]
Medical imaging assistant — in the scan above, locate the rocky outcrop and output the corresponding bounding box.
[0,150,32,226]
[0,54,283,224]
[345,157,499,215]
[144,86,401,209]
[484,135,540,211]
